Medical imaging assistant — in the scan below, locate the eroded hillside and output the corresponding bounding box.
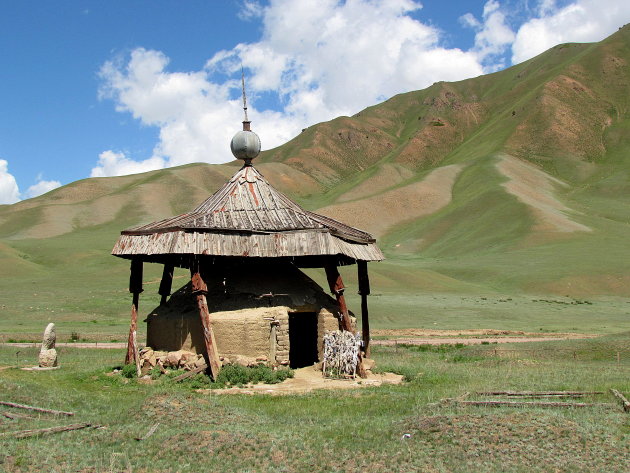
[2,25,630,297]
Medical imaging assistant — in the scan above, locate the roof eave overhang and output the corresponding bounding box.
[120,226,376,244]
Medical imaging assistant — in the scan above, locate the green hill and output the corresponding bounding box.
[2,26,630,338]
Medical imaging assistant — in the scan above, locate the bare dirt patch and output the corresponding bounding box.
[199,365,403,395]
[371,328,597,346]
[373,336,591,346]
[372,328,595,338]
[338,163,415,202]
[317,164,463,237]
[496,154,590,233]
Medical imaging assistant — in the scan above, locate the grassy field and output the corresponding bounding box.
[4,276,630,342]
[1,334,629,472]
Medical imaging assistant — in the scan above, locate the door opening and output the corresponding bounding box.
[288,312,318,369]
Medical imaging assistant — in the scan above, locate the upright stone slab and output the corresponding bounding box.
[39,323,58,368]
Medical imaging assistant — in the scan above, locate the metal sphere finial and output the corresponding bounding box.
[231,130,261,164]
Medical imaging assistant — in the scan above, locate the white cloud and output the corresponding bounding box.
[238,0,264,21]
[0,159,20,205]
[90,150,166,178]
[459,12,480,29]
[96,0,630,178]
[25,177,61,199]
[512,0,630,63]
[461,0,515,65]
[98,0,485,174]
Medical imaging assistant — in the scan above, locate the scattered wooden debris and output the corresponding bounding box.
[173,364,208,383]
[457,400,608,409]
[436,390,621,410]
[477,391,604,398]
[610,389,630,412]
[135,422,160,441]
[0,423,100,439]
[0,401,74,416]
[1,410,34,420]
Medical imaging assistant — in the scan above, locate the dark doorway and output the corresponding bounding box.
[289,312,318,369]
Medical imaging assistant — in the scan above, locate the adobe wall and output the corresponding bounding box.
[145,261,344,365]
[211,306,290,364]
[146,304,341,365]
[146,305,290,363]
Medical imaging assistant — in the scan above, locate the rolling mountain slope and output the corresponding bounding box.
[2,26,630,336]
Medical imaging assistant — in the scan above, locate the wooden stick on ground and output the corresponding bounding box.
[610,389,630,412]
[135,422,160,441]
[173,364,208,383]
[0,401,74,416]
[477,391,604,397]
[0,423,99,439]
[456,400,609,409]
[1,410,34,420]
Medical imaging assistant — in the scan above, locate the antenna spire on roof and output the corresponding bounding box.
[241,66,250,131]
[230,67,261,165]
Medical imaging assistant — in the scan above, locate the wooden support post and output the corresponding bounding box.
[190,266,221,380]
[158,263,174,305]
[269,321,279,364]
[325,263,366,378]
[357,260,371,358]
[125,259,143,377]
[324,264,353,331]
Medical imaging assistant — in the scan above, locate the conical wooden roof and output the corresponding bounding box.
[112,164,383,263]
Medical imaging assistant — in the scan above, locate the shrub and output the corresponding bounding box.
[149,366,162,380]
[216,364,250,386]
[213,364,294,387]
[121,364,137,378]
[188,373,212,389]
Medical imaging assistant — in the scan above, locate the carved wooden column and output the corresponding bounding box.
[325,262,366,377]
[125,258,143,376]
[190,262,221,380]
[357,260,371,358]
[158,263,174,305]
[324,263,353,331]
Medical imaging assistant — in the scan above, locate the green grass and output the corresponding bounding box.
[1,334,628,472]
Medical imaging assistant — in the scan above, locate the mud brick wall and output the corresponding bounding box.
[274,311,290,364]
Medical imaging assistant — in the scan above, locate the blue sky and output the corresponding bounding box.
[1,0,629,203]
